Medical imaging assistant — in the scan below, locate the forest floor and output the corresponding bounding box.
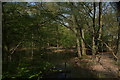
[69,53,118,78]
[44,47,119,78]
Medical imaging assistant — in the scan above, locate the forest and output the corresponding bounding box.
[2,2,120,79]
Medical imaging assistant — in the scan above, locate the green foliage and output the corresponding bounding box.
[59,26,76,48]
[2,2,119,79]
[3,59,55,79]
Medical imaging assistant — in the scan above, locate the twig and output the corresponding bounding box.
[11,41,22,54]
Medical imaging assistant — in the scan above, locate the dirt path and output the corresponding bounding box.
[68,52,119,78]
[92,53,118,78]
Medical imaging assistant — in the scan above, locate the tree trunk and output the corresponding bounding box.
[117,22,120,77]
[115,25,120,55]
[98,2,102,40]
[97,2,102,53]
[115,2,120,77]
[81,29,86,56]
[92,2,96,55]
[72,15,82,57]
[56,25,59,48]
[76,35,82,58]
[115,2,120,56]
[31,33,34,60]
[92,36,96,55]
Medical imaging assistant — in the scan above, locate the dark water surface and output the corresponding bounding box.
[42,52,95,78]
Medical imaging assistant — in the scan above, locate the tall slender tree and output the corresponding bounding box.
[92,2,96,55]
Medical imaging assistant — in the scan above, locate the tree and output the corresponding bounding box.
[92,2,96,55]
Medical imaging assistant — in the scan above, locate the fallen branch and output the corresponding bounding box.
[11,41,22,55]
[99,40,118,60]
